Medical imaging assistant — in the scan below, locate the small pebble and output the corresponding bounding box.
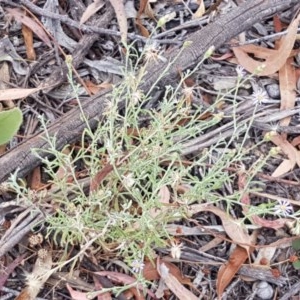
[265,83,280,99]
[253,281,274,300]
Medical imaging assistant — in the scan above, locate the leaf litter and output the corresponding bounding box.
[0,1,300,299]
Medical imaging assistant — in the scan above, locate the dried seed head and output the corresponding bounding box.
[37,248,48,260]
[29,233,43,247]
[143,44,166,64]
[170,240,183,260]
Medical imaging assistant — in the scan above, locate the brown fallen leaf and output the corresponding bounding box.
[85,80,112,95]
[292,136,300,147]
[6,8,52,48]
[231,43,299,61]
[136,0,152,37]
[143,259,191,285]
[80,0,105,25]
[188,204,252,252]
[22,23,36,61]
[233,12,300,76]
[55,147,74,183]
[217,230,257,298]
[157,261,198,300]
[273,14,282,33]
[279,56,297,126]
[217,245,254,299]
[233,43,277,59]
[0,87,42,100]
[276,10,297,129]
[270,132,300,167]
[29,167,42,190]
[272,158,294,177]
[251,215,288,229]
[109,0,128,43]
[90,163,114,193]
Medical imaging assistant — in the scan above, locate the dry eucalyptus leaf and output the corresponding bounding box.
[188,204,252,252]
[80,0,105,25]
[6,8,52,48]
[233,12,300,76]
[270,133,300,167]
[217,246,250,298]
[272,159,294,177]
[279,56,297,126]
[158,263,198,300]
[0,62,14,108]
[193,0,205,19]
[109,0,128,43]
[0,87,42,100]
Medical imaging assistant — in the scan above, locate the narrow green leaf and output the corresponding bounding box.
[0,108,23,145]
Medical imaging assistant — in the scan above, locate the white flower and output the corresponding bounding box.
[122,173,135,188]
[252,89,269,104]
[273,199,293,217]
[131,259,145,273]
[235,65,246,78]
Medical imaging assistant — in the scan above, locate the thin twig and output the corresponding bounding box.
[230,27,300,46]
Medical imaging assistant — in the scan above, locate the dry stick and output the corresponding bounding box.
[0,0,298,183]
[168,247,286,285]
[233,27,300,46]
[0,209,44,257]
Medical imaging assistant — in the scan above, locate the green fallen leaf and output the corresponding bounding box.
[293,260,300,270]
[292,238,300,251]
[0,107,23,145]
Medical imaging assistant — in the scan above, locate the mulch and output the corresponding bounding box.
[1,0,300,299]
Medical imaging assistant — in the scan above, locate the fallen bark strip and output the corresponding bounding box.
[0,0,298,183]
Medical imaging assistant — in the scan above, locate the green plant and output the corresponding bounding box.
[7,42,279,282]
[0,107,23,145]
